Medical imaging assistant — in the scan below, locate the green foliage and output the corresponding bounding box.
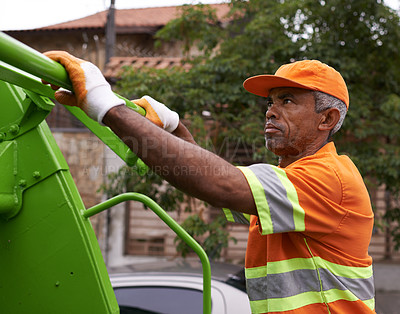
[112,0,400,254]
[293,1,400,197]
[99,165,184,212]
[174,215,237,260]
[384,206,400,251]
[155,4,223,55]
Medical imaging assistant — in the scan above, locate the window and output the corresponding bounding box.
[115,286,204,314]
[126,237,165,256]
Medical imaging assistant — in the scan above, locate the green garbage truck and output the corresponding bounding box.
[0,32,211,314]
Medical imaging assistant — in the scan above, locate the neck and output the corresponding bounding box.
[278,140,328,168]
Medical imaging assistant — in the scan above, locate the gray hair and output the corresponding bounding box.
[313,91,347,137]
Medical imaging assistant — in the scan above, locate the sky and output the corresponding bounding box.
[0,0,227,31]
[0,0,398,31]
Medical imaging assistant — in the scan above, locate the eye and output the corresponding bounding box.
[283,98,292,105]
[266,99,273,108]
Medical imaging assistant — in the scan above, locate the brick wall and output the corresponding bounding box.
[51,130,107,240]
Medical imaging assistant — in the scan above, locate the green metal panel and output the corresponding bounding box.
[0,80,119,313]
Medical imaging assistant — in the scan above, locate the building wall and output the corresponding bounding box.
[9,30,182,70]
[369,185,400,261]
[51,130,108,251]
[10,30,105,67]
[125,201,180,257]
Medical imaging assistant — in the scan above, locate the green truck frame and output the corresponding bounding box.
[0,32,211,314]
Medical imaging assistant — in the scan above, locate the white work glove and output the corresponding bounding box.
[132,95,179,133]
[43,51,124,124]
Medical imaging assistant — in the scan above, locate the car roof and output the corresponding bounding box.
[107,258,246,292]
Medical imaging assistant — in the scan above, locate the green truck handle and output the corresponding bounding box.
[0,32,143,110]
[0,31,146,169]
[83,193,212,314]
[0,31,212,314]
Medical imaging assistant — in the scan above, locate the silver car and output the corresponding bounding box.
[109,259,251,314]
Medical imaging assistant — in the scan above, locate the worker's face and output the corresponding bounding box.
[264,87,322,158]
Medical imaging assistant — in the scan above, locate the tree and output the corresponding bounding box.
[298,0,400,258]
[113,0,400,259]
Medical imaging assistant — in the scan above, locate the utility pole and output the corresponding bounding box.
[104,0,116,262]
[105,0,116,68]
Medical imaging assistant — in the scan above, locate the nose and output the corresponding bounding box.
[266,104,278,120]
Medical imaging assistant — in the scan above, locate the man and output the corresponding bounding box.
[43,51,375,313]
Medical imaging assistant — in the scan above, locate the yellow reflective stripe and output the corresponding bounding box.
[268,257,316,273]
[222,208,234,222]
[250,289,365,313]
[238,166,273,234]
[245,265,268,279]
[245,257,372,279]
[363,297,375,310]
[250,290,324,313]
[312,256,373,279]
[245,259,314,280]
[271,166,305,231]
[222,208,251,224]
[324,288,358,303]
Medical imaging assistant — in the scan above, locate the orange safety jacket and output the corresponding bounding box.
[224,142,375,314]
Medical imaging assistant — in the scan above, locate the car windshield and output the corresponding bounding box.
[115,286,205,314]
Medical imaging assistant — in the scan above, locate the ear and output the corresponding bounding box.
[318,108,340,132]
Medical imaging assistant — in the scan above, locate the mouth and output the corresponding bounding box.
[264,123,281,134]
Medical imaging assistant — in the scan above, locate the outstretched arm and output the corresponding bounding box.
[172,121,197,145]
[42,51,256,215]
[103,105,256,214]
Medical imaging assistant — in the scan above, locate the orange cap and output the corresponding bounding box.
[243,60,349,108]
